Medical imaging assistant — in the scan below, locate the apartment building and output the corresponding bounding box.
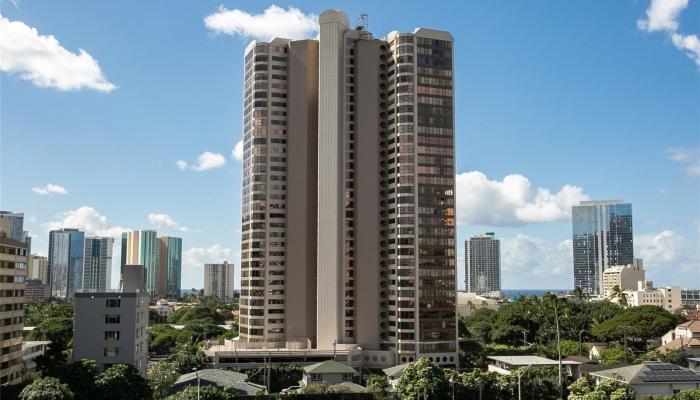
[601,259,645,299]
[572,200,634,296]
[73,265,149,377]
[158,236,182,299]
[0,215,28,385]
[466,233,501,295]
[82,236,114,292]
[237,9,456,366]
[27,254,48,283]
[122,231,182,300]
[626,281,682,311]
[204,262,235,303]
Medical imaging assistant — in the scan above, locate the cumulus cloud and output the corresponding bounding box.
[456,171,589,226]
[183,245,235,270]
[148,213,188,232]
[637,0,700,67]
[177,151,226,172]
[666,147,700,176]
[45,206,127,238]
[232,140,244,162]
[0,14,116,91]
[500,234,572,289]
[31,183,68,195]
[204,5,319,41]
[635,229,699,286]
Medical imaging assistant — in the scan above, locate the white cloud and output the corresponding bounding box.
[635,230,700,287]
[31,183,68,195]
[636,230,682,264]
[456,171,589,226]
[183,245,234,269]
[637,0,700,67]
[0,14,115,91]
[177,151,226,172]
[204,5,319,41]
[148,213,188,232]
[45,206,127,238]
[232,140,244,162]
[666,147,700,176]
[500,234,572,289]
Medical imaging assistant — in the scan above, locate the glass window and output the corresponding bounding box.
[105,315,120,324]
[104,347,119,357]
[104,331,120,340]
[106,299,120,308]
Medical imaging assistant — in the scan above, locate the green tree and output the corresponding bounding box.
[95,364,152,400]
[598,347,626,365]
[31,317,74,373]
[454,369,513,400]
[592,305,685,349]
[166,386,226,400]
[671,389,700,399]
[170,345,209,374]
[365,373,390,400]
[19,377,74,400]
[53,359,99,400]
[149,362,179,400]
[24,303,74,326]
[395,358,450,400]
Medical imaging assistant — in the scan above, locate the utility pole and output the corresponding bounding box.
[553,298,563,400]
[517,364,532,400]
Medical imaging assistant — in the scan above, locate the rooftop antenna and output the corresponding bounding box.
[356,13,368,30]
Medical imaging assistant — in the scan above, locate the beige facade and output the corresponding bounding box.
[204,262,235,304]
[602,261,645,299]
[626,281,682,311]
[27,254,48,283]
[0,218,28,385]
[239,9,457,366]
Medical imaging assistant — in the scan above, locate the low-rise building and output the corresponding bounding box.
[456,291,500,318]
[151,299,175,322]
[73,265,149,377]
[683,290,700,306]
[660,320,700,356]
[22,340,51,375]
[590,362,700,398]
[25,279,50,303]
[602,261,645,299]
[624,281,681,312]
[171,369,264,396]
[689,358,700,373]
[302,360,358,387]
[487,356,581,378]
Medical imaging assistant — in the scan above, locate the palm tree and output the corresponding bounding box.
[610,285,628,307]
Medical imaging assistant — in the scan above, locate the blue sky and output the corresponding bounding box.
[1,0,699,290]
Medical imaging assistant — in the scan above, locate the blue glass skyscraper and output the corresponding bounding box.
[48,228,85,298]
[572,200,634,296]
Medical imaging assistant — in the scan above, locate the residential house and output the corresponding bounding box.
[590,362,700,398]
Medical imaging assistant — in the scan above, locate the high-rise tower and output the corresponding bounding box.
[466,233,501,295]
[48,228,85,298]
[572,200,634,296]
[82,236,114,291]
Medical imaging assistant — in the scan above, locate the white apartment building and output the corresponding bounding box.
[204,262,235,304]
[602,259,645,299]
[625,281,682,312]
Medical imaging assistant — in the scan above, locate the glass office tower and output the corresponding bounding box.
[48,228,85,298]
[572,200,634,296]
[82,236,114,291]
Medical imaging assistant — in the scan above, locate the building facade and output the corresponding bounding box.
[82,237,114,291]
[0,217,28,385]
[601,259,645,299]
[204,262,235,303]
[157,236,182,299]
[0,211,25,242]
[626,281,682,311]
[48,228,85,299]
[28,254,48,283]
[572,200,634,296]
[73,265,149,377]
[25,280,50,303]
[682,289,700,306]
[466,233,501,295]
[123,230,159,299]
[238,9,457,366]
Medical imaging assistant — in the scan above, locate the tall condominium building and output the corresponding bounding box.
[239,9,456,365]
[0,211,25,242]
[157,236,182,299]
[28,254,48,283]
[82,236,114,291]
[466,233,501,295]
[572,200,633,296]
[204,261,235,303]
[73,265,149,377]
[0,215,28,385]
[123,230,159,299]
[48,228,85,299]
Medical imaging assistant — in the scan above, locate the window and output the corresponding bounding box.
[106,299,120,308]
[104,331,120,340]
[310,373,321,381]
[104,347,119,357]
[105,315,120,324]
[343,373,354,381]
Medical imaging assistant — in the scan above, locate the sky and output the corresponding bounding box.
[1,0,699,291]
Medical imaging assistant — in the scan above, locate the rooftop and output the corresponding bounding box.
[303,360,357,374]
[488,355,580,366]
[678,320,700,333]
[175,369,247,385]
[382,362,410,379]
[591,362,700,384]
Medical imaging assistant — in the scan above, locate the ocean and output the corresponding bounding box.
[501,289,569,299]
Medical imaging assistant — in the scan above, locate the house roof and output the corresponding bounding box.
[659,337,700,352]
[303,360,357,374]
[487,355,580,366]
[329,382,368,392]
[678,320,700,333]
[590,362,700,384]
[175,369,247,386]
[382,363,410,379]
